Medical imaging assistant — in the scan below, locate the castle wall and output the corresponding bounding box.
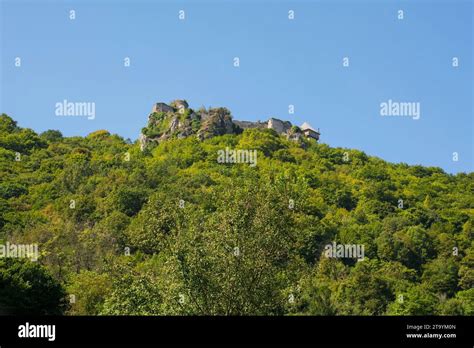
[152,103,174,113]
[233,120,267,129]
[267,118,291,134]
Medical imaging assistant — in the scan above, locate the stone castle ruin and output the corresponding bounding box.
[234,117,320,141]
[140,100,320,150]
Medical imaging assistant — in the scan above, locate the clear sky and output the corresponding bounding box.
[1,0,472,173]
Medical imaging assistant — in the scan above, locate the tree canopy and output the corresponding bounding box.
[0,113,472,315]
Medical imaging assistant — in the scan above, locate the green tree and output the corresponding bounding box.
[67,270,111,315]
[422,257,459,297]
[386,285,439,315]
[0,258,68,315]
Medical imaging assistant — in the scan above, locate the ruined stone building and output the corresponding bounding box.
[300,122,320,141]
[140,100,321,151]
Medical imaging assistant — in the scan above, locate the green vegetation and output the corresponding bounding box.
[142,112,170,137]
[0,258,67,314]
[0,113,472,315]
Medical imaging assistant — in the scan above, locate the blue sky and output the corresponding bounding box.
[1,0,472,173]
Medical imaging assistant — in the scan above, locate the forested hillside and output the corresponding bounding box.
[0,112,472,315]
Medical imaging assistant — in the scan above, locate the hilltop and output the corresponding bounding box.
[0,110,472,316]
[139,99,320,150]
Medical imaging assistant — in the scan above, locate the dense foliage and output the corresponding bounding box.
[0,113,472,315]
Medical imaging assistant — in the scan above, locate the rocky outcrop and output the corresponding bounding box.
[141,100,196,147]
[140,101,237,148]
[197,107,240,140]
[170,99,189,111]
